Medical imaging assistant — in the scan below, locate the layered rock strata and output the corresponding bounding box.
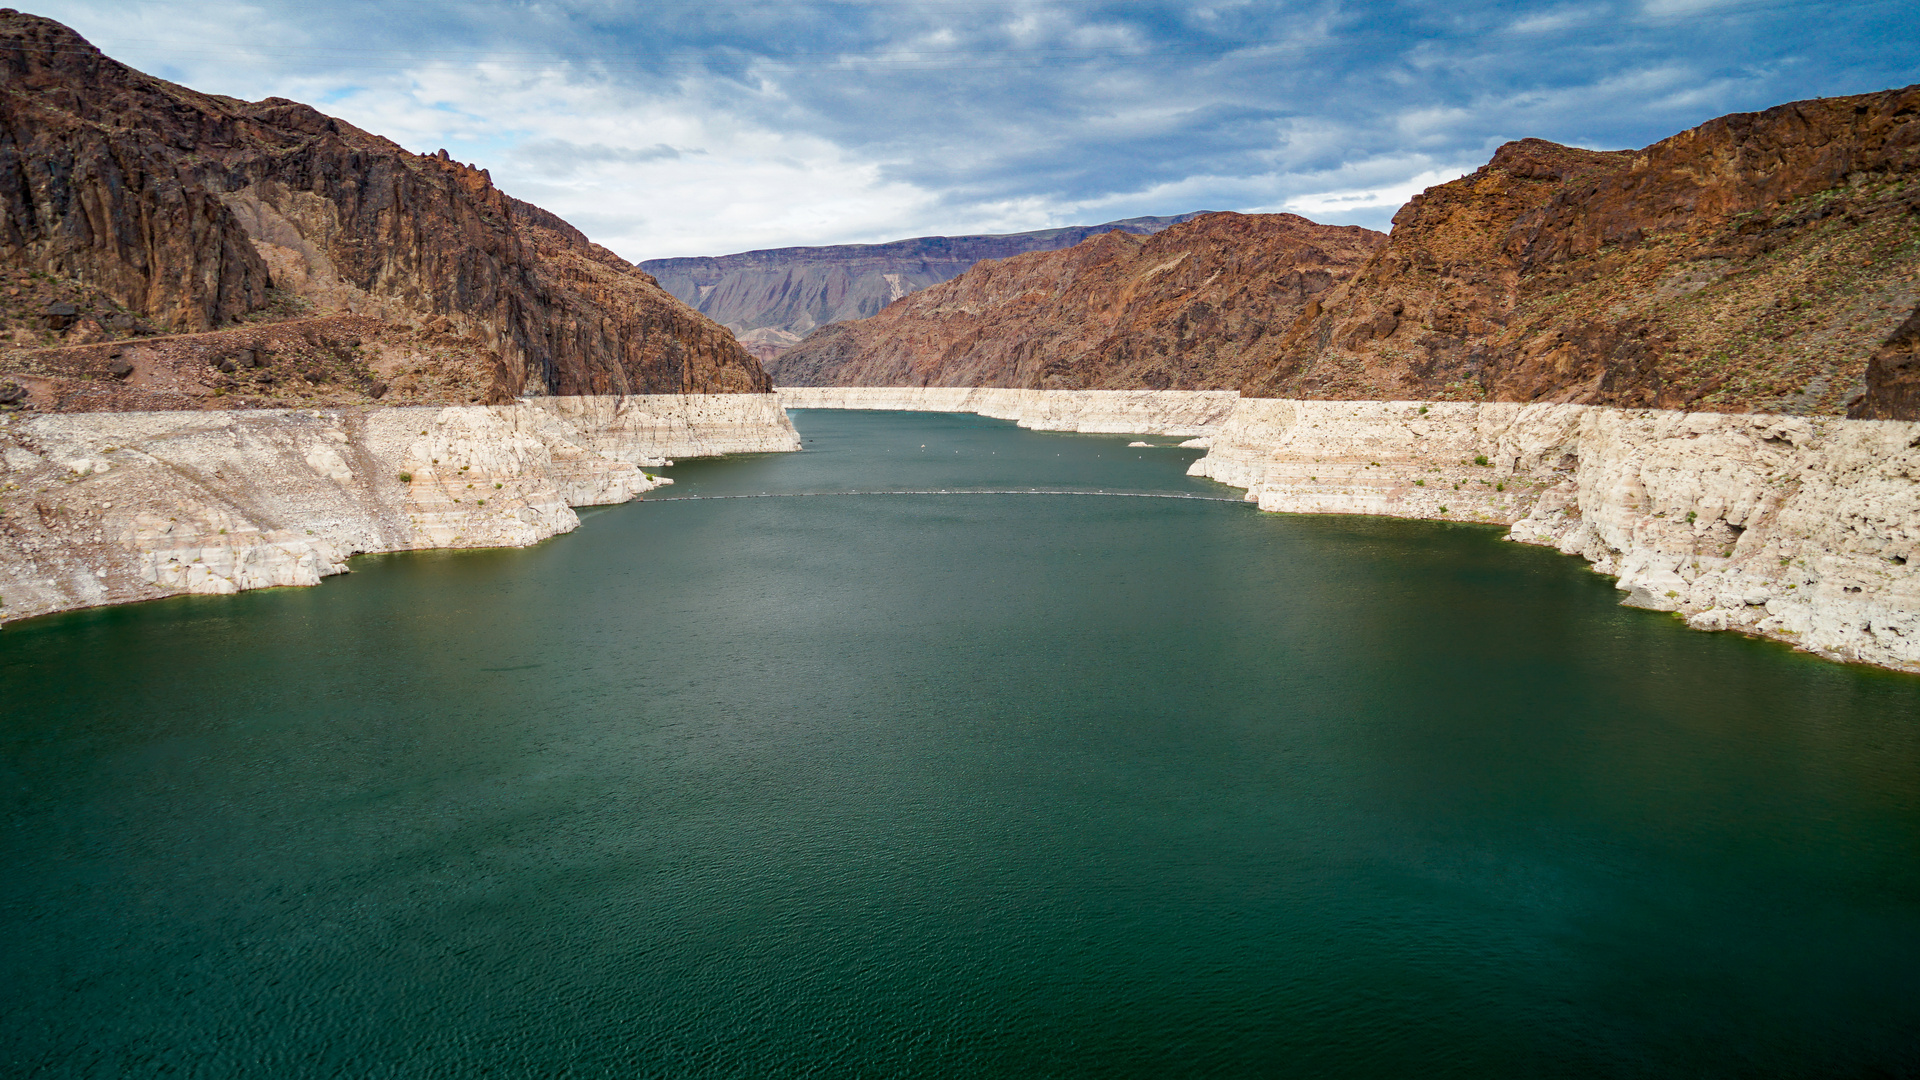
[641,214,1213,362]
[777,386,1239,438]
[770,213,1384,390]
[1252,87,1920,417]
[0,395,799,624]
[768,89,1918,419]
[0,13,769,404]
[780,387,1919,671]
[1196,399,1919,670]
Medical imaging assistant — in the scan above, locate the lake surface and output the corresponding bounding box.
[4,409,1918,1077]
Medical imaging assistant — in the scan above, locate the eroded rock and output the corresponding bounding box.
[0,396,799,625]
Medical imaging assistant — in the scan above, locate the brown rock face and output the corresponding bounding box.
[768,213,1386,389]
[1857,306,1920,420]
[0,13,768,409]
[1254,86,1920,415]
[772,88,1920,418]
[641,213,1215,359]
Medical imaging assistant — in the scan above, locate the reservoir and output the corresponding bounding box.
[4,408,1918,1076]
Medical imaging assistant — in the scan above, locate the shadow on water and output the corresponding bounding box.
[2,408,1917,1077]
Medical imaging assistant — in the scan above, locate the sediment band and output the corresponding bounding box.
[782,388,1920,672]
[0,394,799,624]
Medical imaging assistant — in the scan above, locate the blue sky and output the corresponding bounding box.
[32,1,1920,259]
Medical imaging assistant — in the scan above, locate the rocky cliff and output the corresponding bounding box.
[771,88,1920,419]
[769,387,1919,673]
[769,212,1386,390]
[1192,398,1920,672]
[0,12,769,411]
[640,214,1214,361]
[1255,87,1920,418]
[0,395,800,624]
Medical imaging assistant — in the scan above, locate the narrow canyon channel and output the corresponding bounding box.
[4,408,1919,1076]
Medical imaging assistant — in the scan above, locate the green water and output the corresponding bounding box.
[3,409,1918,1077]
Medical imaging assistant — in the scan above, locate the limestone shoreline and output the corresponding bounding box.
[0,394,800,626]
[776,386,1238,437]
[7,386,1916,673]
[779,386,1920,673]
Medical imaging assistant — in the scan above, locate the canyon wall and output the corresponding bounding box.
[1202,400,1920,671]
[770,213,1384,390]
[1248,87,1920,417]
[766,88,1919,420]
[0,13,768,404]
[0,395,799,625]
[787,388,1919,671]
[641,214,1212,362]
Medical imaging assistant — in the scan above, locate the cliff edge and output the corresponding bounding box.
[769,212,1386,390]
[1257,88,1920,417]
[641,214,1214,363]
[771,88,1920,419]
[0,11,770,413]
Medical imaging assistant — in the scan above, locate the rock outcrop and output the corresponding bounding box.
[0,395,800,624]
[769,213,1385,390]
[0,12,769,407]
[1253,88,1920,417]
[778,386,1238,437]
[777,387,1918,672]
[1858,306,1920,420]
[768,89,1920,419]
[641,214,1214,362]
[1192,397,1920,671]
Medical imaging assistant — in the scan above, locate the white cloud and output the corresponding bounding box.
[1279,167,1473,222]
[23,0,1911,258]
[302,64,943,260]
[1639,0,1741,15]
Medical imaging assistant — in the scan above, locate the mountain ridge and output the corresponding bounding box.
[0,11,769,413]
[767,212,1386,390]
[771,86,1920,419]
[641,213,1217,361]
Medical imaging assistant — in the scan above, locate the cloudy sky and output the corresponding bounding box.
[31,0,1920,260]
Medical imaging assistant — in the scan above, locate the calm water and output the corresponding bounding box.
[4,409,1919,1077]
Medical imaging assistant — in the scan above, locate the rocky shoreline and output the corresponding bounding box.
[777,386,1238,437]
[779,387,1920,672]
[0,394,799,626]
[8,385,1915,673]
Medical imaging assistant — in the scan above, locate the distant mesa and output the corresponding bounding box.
[640,214,1217,362]
[769,212,1386,391]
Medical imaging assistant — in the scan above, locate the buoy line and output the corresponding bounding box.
[645,489,1249,504]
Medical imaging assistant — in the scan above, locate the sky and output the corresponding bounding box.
[30,0,1920,260]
